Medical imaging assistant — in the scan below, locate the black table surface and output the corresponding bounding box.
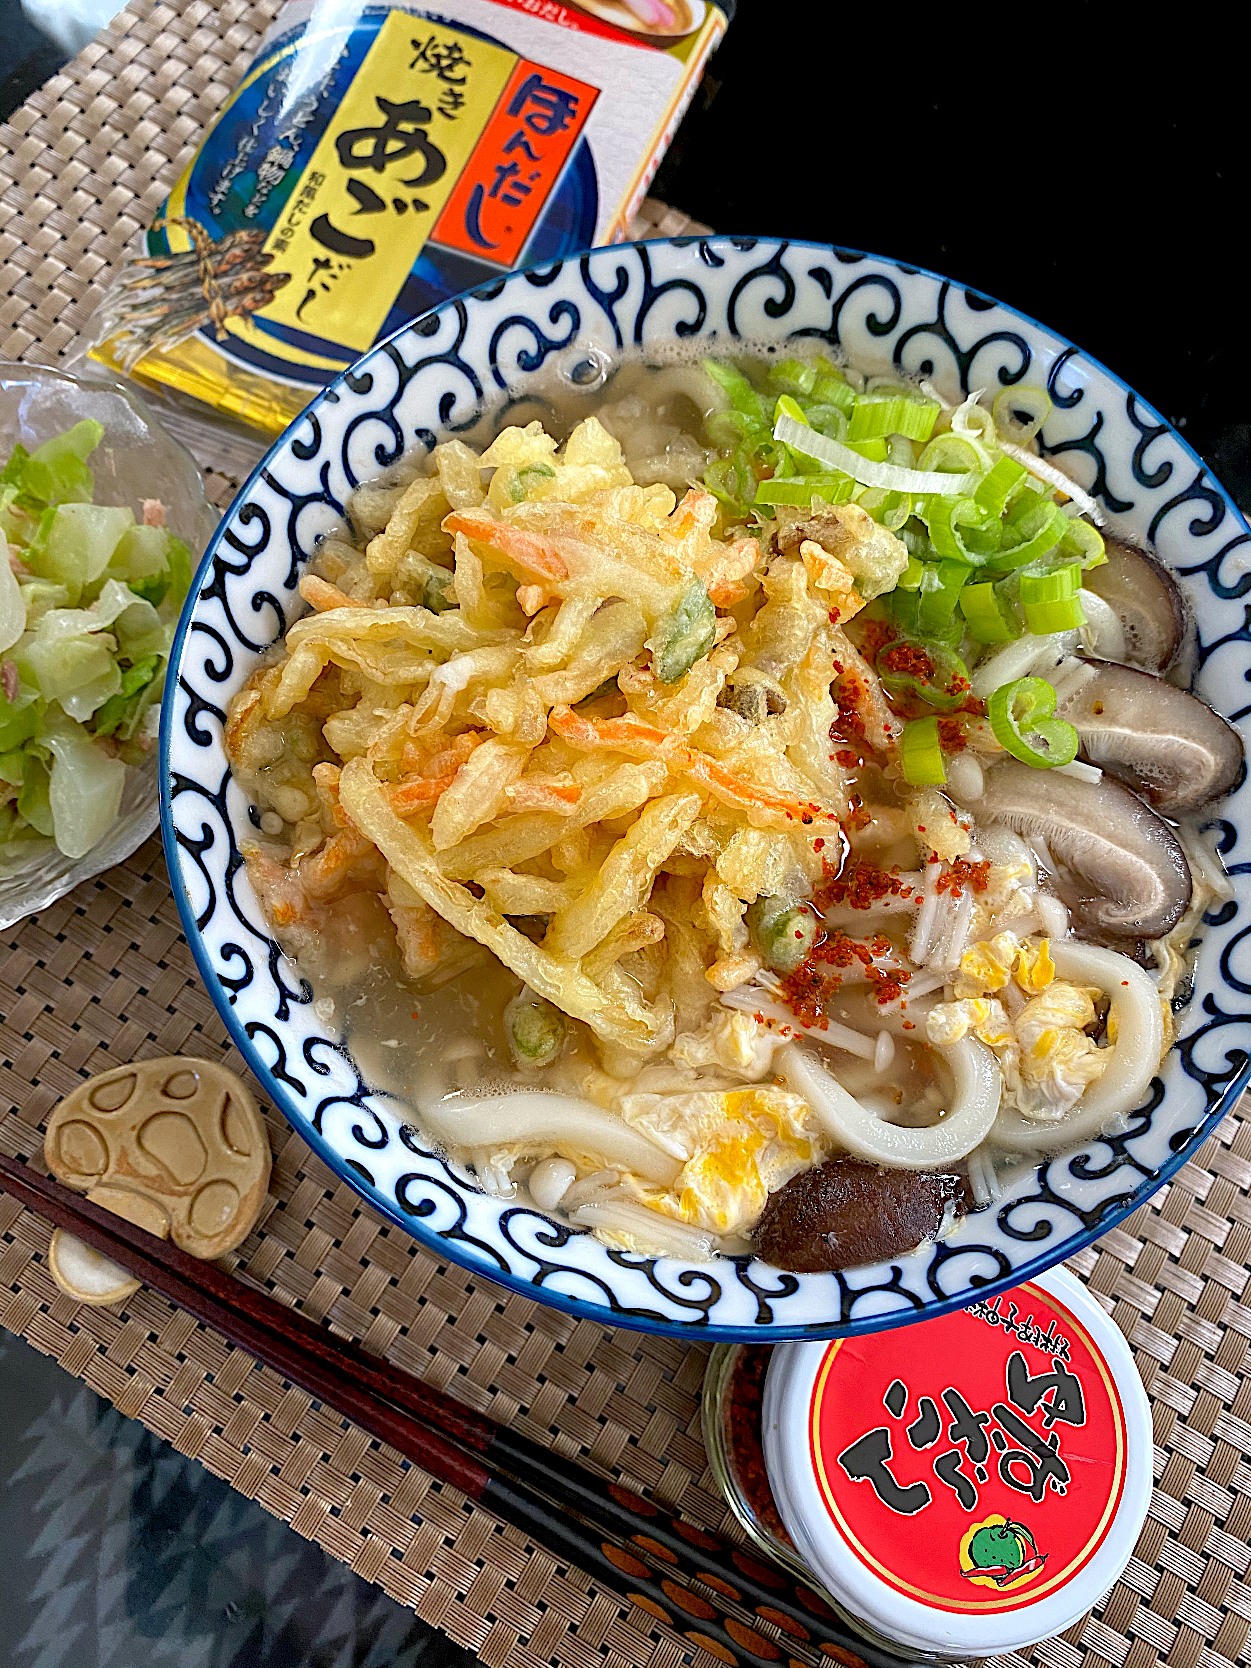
[653,13,1249,512]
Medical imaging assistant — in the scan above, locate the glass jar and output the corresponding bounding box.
[703,1267,1153,1664]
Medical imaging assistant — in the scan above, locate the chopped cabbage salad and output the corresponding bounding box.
[0,420,192,859]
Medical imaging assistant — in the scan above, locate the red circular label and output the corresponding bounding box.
[808,1282,1128,1612]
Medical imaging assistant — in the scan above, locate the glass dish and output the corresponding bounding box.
[0,360,218,930]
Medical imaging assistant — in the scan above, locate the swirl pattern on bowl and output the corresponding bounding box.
[161,238,1251,1339]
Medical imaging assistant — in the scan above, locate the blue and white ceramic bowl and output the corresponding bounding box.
[162,237,1251,1339]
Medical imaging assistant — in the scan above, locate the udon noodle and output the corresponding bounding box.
[224,347,1240,1271]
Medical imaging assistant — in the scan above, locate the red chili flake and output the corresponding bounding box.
[797,928,912,1009]
[880,643,934,680]
[776,961,834,1028]
[872,973,909,1005]
[902,1020,915,1030]
[831,677,869,746]
[935,857,993,899]
[856,618,897,660]
[814,838,826,852]
[725,1347,794,1548]
[935,718,969,755]
[814,859,914,913]
[835,748,861,769]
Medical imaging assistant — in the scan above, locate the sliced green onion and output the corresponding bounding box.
[842,437,889,463]
[754,475,855,507]
[704,359,768,421]
[948,392,1000,453]
[961,580,1022,644]
[1019,569,1087,630]
[748,895,818,973]
[993,385,1052,444]
[1022,596,1086,633]
[704,455,754,515]
[652,578,715,683]
[973,455,1028,514]
[800,404,851,440]
[812,371,856,413]
[901,715,947,785]
[1059,515,1107,569]
[774,393,808,427]
[878,638,972,711]
[847,394,940,443]
[985,499,1068,573]
[707,408,768,449]
[857,487,912,531]
[987,676,1079,768]
[1019,562,1081,604]
[897,554,925,590]
[767,358,818,398]
[774,415,979,496]
[918,433,985,477]
[917,557,971,637]
[510,463,555,502]
[923,496,997,564]
[505,990,566,1067]
[888,585,964,646]
[423,568,455,613]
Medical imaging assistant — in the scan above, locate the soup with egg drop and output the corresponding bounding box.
[225,344,1240,1271]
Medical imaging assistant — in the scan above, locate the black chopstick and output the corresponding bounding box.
[0,1154,898,1668]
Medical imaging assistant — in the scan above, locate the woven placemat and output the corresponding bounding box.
[2,8,1251,1668]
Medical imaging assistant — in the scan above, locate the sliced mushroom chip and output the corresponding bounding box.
[1057,660,1244,815]
[1083,534,1189,671]
[976,758,1192,940]
[754,1157,967,1272]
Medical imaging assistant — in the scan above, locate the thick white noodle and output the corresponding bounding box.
[422,1092,681,1185]
[992,941,1164,1150]
[777,1036,1001,1168]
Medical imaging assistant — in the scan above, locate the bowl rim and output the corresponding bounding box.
[160,234,1251,1339]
